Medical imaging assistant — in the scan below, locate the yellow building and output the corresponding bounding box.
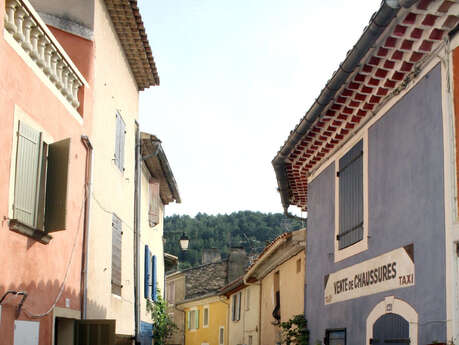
[244,229,306,345]
[181,296,228,345]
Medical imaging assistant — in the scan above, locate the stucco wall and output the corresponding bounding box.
[0,0,94,343]
[306,64,445,344]
[167,273,186,345]
[260,251,305,345]
[139,164,166,324]
[86,0,139,335]
[228,284,260,345]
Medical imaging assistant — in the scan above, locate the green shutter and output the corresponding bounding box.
[195,310,199,329]
[45,138,70,232]
[187,311,191,330]
[14,121,42,228]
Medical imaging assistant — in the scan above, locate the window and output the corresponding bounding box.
[272,271,280,323]
[11,121,70,240]
[337,140,363,249]
[166,281,175,304]
[187,310,199,330]
[219,326,224,345]
[203,306,209,327]
[248,335,253,345]
[245,288,250,311]
[112,214,122,296]
[144,246,157,300]
[232,292,241,321]
[325,329,346,345]
[296,258,302,273]
[148,180,160,227]
[114,112,125,171]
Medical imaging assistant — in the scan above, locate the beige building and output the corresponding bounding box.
[244,229,306,345]
[220,278,261,345]
[139,132,181,343]
[166,271,186,345]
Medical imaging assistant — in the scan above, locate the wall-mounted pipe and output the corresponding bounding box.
[80,135,93,320]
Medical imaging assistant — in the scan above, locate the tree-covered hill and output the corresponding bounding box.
[164,211,306,269]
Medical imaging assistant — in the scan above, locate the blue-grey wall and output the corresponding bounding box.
[306,64,446,344]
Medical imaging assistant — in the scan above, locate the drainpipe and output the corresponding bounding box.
[81,135,93,320]
[134,122,141,344]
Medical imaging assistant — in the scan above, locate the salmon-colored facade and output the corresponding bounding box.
[0,0,94,344]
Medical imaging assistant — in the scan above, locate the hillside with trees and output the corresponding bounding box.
[164,211,306,269]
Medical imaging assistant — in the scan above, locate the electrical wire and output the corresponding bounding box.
[22,185,87,319]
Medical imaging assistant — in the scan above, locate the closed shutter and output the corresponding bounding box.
[45,138,70,232]
[151,255,157,301]
[232,295,236,321]
[114,113,125,171]
[14,121,42,228]
[149,181,160,227]
[187,311,191,330]
[338,140,363,249]
[75,319,115,345]
[237,292,241,321]
[111,214,122,296]
[144,245,151,299]
[195,310,199,329]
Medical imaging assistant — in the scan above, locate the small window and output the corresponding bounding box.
[337,140,363,249]
[232,292,241,321]
[112,214,122,296]
[273,271,280,322]
[203,306,209,327]
[11,121,70,238]
[325,329,346,345]
[248,335,253,345]
[245,288,250,311]
[296,258,302,273]
[166,281,175,304]
[114,112,126,172]
[148,180,160,227]
[219,326,224,345]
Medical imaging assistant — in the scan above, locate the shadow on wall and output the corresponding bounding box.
[0,280,107,319]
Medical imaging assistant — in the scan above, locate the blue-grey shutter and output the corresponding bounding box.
[114,112,125,171]
[338,140,363,249]
[111,214,122,295]
[14,121,42,228]
[144,245,151,299]
[45,138,70,232]
[151,255,157,301]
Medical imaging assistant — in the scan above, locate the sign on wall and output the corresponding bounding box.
[324,244,414,305]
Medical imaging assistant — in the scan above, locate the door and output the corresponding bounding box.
[74,319,115,345]
[371,313,410,344]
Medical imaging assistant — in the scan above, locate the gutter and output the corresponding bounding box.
[134,122,141,344]
[80,135,93,320]
[272,0,419,212]
[143,136,181,203]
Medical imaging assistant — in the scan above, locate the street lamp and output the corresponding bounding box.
[179,232,190,251]
[164,231,190,251]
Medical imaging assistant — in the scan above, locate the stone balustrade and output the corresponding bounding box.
[4,0,83,109]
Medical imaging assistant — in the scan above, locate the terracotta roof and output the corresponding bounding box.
[273,0,459,211]
[104,0,160,90]
[245,231,292,273]
[219,276,245,297]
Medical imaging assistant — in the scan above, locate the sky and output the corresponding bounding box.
[138,0,382,217]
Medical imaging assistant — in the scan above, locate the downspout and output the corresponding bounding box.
[134,122,141,343]
[81,135,93,320]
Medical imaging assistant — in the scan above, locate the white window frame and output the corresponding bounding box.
[203,305,209,328]
[334,131,369,262]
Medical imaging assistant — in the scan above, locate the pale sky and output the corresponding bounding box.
[138,0,382,216]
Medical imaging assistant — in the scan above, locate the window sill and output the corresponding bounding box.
[9,219,52,244]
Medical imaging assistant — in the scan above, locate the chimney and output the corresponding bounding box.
[202,248,221,265]
[227,247,249,282]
